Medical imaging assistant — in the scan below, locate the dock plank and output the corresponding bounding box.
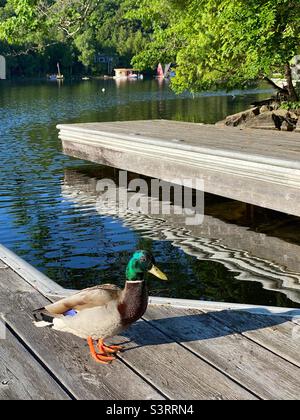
[144,305,300,400]
[59,120,300,160]
[206,310,300,368]
[115,320,256,400]
[0,328,70,400]
[0,268,163,400]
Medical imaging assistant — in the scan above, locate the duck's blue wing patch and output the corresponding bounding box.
[63,309,78,317]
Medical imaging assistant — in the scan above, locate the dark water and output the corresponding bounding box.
[1,79,300,308]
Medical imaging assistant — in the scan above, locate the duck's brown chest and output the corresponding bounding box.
[118,281,148,326]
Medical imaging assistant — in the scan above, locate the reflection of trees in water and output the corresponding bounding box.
[186,258,298,308]
[136,239,300,308]
[61,168,300,308]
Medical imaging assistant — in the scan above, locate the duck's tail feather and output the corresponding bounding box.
[34,320,53,328]
[33,307,54,328]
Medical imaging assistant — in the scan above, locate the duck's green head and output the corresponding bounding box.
[126,250,168,281]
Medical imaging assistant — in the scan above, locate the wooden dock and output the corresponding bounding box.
[58,120,300,217]
[1,245,300,400]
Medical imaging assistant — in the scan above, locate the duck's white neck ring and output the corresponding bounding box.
[126,280,144,283]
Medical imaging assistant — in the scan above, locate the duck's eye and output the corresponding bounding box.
[140,256,147,263]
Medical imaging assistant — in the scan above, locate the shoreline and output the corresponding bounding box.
[217,99,300,132]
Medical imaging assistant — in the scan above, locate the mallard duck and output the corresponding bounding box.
[33,250,167,364]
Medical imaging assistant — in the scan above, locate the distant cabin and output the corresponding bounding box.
[113,68,142,79]
[0,55,6,80]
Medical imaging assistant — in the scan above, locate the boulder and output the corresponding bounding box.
[244,111,277,130]
[216,107,260,128]
[274,111,297,130]
[272,102,280,110]
[281,121,296,132]
[294,108,300,117]
[245,109,298,131]
[216,106,299,131]
[260,105,270,113]
[288,111,298,121]
[282,111,298,131]
[273,109,288,117]
[272,110,287,130]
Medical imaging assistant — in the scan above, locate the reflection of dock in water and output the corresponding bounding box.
[62,169,300,305]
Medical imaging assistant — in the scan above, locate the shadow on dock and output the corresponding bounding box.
[120,309,293,351]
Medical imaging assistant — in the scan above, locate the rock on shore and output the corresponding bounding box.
[217,103,300,132]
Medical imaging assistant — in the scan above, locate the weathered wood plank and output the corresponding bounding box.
[0,244,66,297]
[58,120,300,160]
[0,269,163,400]
[206,310,300,368]
[144,305,300,400]
[293,318,300,326]
[0,327,70,400]
[115,320,256,400]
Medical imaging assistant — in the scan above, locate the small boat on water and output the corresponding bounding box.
[56,62,64,80]
[113,68,143,80]
[48,62,64,81]
[156,63,174,79]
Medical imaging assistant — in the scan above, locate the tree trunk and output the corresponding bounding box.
[285,63,299,102]
[264,76,288,97]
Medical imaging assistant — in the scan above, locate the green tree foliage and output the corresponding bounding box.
[129,0,300,99]
[0,0,148,71]
[0,0,52,48]
[72,0,149,68]
[0,0,97,43]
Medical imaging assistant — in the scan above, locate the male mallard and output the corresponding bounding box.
[33,250,167,364]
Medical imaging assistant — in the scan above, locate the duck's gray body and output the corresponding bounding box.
[34,280,148,340]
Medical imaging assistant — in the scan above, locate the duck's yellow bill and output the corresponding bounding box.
[148,265,168,281]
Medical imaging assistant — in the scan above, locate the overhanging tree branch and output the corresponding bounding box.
[263,76,289,96]
[5,42,59,57]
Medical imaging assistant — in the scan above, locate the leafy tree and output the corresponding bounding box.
[72,0,149,68]
[0,0,148,73]
[0,0,53,50]
[0,0,98,43]
[129,0,300,100]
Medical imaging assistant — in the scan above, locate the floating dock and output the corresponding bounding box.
[58,120,300,217]
[1,245,300,400]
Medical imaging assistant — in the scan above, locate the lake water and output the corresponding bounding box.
[1,78,300,308]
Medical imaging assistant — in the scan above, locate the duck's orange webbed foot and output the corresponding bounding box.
[98,338,124,354]
[87,337,116,364]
